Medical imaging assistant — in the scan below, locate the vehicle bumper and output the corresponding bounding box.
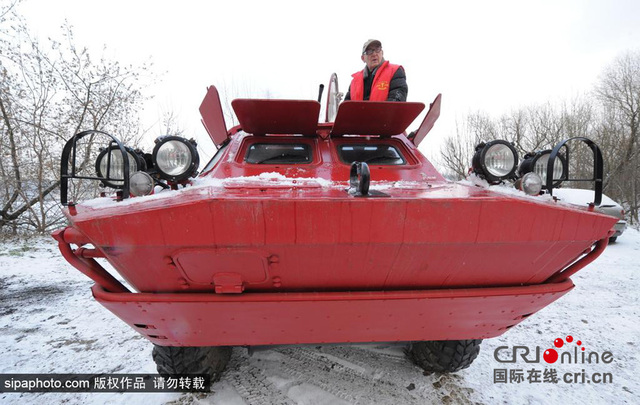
[92,280,574,346]
[612,220,627,237]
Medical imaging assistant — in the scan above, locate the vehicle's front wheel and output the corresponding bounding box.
[407,339,482,373]
[609,236,618,244]
[152,345,232,383]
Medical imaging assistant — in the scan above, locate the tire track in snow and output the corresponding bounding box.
[274,347,424,404]
[225,349,297,405]
[319,344,411,377]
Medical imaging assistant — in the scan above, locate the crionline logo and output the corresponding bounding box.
[494,335,613,364]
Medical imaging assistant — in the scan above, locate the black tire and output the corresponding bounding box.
[152,345,232,383]
[408,339,482,373]
[609,236,617,243]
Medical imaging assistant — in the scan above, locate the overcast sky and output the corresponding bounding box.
[18,0,640,161]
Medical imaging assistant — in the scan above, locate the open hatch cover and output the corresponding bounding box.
[202,87,434,141]
[232,99,321,136]
[331,101,425,136]
[199,86,229,147]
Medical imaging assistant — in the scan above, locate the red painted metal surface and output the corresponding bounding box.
[231,99,320,136]
[412,94,441,146]
[64,161,616,294]
[331,101,425,136]
[93,280,574,346]
[59,226,89,245]
[199,86,228,147]
[206,135,442,182]
[75,247,105,259]
[546,234,611,283]
[52,229,129,293]
[54,89,619,348]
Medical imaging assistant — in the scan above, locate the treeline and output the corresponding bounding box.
[439,51,640,226]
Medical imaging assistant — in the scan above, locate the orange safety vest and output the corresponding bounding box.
[349,61,402,101]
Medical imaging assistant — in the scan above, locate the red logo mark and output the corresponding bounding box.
[544,335,585,363]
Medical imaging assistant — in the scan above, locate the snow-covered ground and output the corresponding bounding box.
[1,229,638,405]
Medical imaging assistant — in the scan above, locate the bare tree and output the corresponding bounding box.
[593,50,640,224]
[0,1,20,20]
[437,50,640,225]
[159,110,186,138]
[437,112,494,179]
[0,10,152,234]
[438,98,597,182]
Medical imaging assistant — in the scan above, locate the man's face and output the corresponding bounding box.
[361,46,383,70]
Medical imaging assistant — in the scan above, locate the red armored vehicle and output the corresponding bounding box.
[54,77,616,382]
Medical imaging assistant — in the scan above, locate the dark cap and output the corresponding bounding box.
[362,39,382,54]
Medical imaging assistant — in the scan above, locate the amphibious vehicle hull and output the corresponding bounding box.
[63,183,615,294]
[56,181,615,346]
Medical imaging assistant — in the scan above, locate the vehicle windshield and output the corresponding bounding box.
[338,145,405,165]
[245,143,312,164]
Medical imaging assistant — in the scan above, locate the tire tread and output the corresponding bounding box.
[152,345,232,383]
[408,339,482,373]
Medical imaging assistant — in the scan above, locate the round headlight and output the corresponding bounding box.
[152,136,199,182]
[95,146,144,189]
[130,171,155,197]
[471,140,518,184]
[516,172,543,196]
[518,150,567,189]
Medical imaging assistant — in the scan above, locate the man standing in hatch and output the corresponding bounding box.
[345,39,408,102]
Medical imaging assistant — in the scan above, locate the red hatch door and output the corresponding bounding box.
[199,86,229,147]
[231,99,321,136]
[411,94,442,146]
[330,101,425,136]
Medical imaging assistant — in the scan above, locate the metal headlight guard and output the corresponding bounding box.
[95,145,146,189]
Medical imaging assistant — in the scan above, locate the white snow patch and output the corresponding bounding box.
[458,175,620,211]
[369,180,433,191]
[79,174,448,210]
[80,173,335,209]
[286,383,352,405]
[553,188,619,206]
[219,172,334,188]
[458,174,605,209]
[458,173,545,200]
